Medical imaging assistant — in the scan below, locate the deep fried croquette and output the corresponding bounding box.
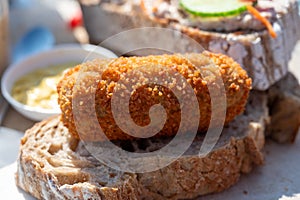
[57,52,251,141]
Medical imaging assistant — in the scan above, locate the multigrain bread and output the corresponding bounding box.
[57,52,251,141]
[16,91,268,200]
[79,0,300,90]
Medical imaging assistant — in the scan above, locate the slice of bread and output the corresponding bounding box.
[16,91,269,200]
[80,0,300,90]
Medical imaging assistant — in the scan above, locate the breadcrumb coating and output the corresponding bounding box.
[57,52,251,141]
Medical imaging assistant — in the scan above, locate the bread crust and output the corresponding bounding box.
[16,91,268,200]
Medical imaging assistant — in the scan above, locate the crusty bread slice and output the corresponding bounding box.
[80,0,300,90]
[16,91,269,200]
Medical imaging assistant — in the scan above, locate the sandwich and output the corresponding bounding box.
[15,0,300,199]
[15,52,300,199]
[17,52,265,199]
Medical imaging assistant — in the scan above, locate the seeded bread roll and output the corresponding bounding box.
[57,52,251,141]
[16,91,268,200]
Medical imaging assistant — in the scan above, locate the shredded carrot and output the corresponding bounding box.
[246,5,277,38]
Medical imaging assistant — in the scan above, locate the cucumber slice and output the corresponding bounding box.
[180,0,254,17]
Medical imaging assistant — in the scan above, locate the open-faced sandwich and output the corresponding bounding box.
[14,0,300,199]
[16,51,300,199]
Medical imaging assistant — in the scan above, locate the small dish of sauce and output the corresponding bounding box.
[11,63,76,110]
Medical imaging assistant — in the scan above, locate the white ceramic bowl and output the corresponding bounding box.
[1,44,117,121]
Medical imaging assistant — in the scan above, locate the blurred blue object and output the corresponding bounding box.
[9,0,33,9]
[12,26,55,63]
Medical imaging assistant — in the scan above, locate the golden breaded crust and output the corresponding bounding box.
[57,52,251,141]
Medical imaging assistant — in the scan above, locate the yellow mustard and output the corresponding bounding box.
[11,63,77,109]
